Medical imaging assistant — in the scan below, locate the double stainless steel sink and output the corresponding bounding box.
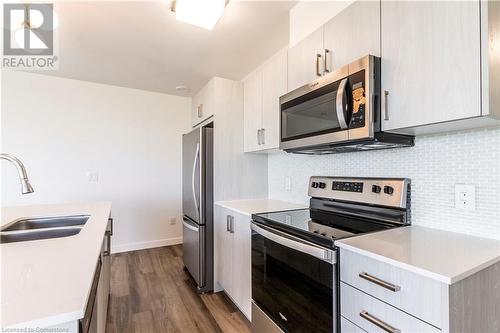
[0,215,90,243]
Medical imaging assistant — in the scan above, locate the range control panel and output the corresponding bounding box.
[308,177,411,209]
[332,181,364,193]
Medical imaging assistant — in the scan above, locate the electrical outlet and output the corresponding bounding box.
[285,177,292,191]
[169,217,177,225]
[455,184,476,210]
[87,171,99,183]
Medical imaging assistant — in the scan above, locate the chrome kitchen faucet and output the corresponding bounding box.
[1,153,34,194]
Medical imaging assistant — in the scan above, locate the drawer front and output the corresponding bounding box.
[341,283,441,333]
[340,249,447,328]
[341,316,367,333]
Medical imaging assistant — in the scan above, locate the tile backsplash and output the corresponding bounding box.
[268,127,500,240]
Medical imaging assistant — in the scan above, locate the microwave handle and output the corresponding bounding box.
[336,78,349,129]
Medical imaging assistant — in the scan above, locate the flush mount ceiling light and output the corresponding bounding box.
[170,0,229,30]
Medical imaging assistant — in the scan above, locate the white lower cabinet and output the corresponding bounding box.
[341,283,440,333]
[341,317,367,333]
[214,205,251,320]
[340,248,500,333]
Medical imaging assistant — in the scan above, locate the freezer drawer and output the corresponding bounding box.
[182,217,205,287]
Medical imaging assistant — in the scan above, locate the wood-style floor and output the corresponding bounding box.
[106,245,251,333]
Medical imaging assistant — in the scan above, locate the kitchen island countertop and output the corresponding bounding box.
[1,202,112,329]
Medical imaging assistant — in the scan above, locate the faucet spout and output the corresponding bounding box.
[1,153,34,194]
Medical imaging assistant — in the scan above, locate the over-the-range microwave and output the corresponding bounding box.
[279,55,414,154]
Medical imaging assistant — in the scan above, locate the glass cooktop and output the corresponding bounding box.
[252,208,395,248]
[252,209,357,248]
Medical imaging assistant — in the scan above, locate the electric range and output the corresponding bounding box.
[250,177,411,333]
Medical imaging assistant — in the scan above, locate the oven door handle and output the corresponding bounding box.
[251,222,336,264]
[336,78,350,129]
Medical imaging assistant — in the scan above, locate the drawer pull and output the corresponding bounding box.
[360,310,401,333]
[359,272,400,292]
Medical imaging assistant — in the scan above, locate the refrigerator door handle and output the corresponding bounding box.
[191,143,200,221]
[182,218,199,232]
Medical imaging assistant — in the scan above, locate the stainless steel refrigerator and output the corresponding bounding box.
[182,124,213,293]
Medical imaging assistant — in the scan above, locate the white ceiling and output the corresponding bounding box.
[39,1,295,96]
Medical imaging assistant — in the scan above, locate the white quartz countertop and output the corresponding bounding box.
[215,199,306,216]
[336,226,500,285]
[0,202,112,329]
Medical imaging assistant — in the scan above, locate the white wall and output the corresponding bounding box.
[1,71,191,253]
[289,0,353,46]
[268,128,500,240]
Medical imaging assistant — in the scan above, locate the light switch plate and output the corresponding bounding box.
[455,184,476,210]
[87,171,99,183]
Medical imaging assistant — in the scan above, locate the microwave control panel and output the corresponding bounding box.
[350,86,366,129]
[349,71,366,129]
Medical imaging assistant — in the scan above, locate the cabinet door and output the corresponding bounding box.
[381,1,481,131]
[287,27,324,92]
[243,69,263,152]
[214,206,233,294]
[230,211,252,320]
[262,49,287,150]
[192,80,215,127]
[323,0,380,70]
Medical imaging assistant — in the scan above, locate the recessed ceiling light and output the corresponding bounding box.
[176,85,191,92]
[170,0,229,30]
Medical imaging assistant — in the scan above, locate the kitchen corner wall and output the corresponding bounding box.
[268,128,500,240]
[1,71,191,253]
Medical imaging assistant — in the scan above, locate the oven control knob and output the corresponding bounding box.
[372,185,381,193]
[319,182,326,189]
[311,182,319,188]
[384,186,394,195]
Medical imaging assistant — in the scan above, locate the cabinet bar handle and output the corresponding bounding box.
[360,311,401,333]
[226,215,230,232]
[197,104,203,118]
[261,128,265,145]
[257,129,261,145]
[359,272,400,292]
[316,53,322,77]
[383,90,389,120]
[108,217,113,236]
[324,49,330,74]
[229,216,235,234]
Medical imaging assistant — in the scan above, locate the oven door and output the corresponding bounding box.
[251,222,338,333]
[279,69,352,151]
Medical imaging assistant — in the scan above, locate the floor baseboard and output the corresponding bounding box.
[112,237,183,254]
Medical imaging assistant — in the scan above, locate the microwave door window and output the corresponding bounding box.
[282,90,341,141]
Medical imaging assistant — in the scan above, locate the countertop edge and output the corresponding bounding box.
[336,241,500,285]
[214,199,307,217]
[5,310,83,329]
[214,202,252,216]
[336,242,453,284]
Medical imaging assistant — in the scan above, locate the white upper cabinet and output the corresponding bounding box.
[243,69,262,153]
[191,79,215,127]
[287,27,325,92]
[323,0,380,70]
[243,49,287,153]
[261,49,287,150]
[380,1,481,132]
